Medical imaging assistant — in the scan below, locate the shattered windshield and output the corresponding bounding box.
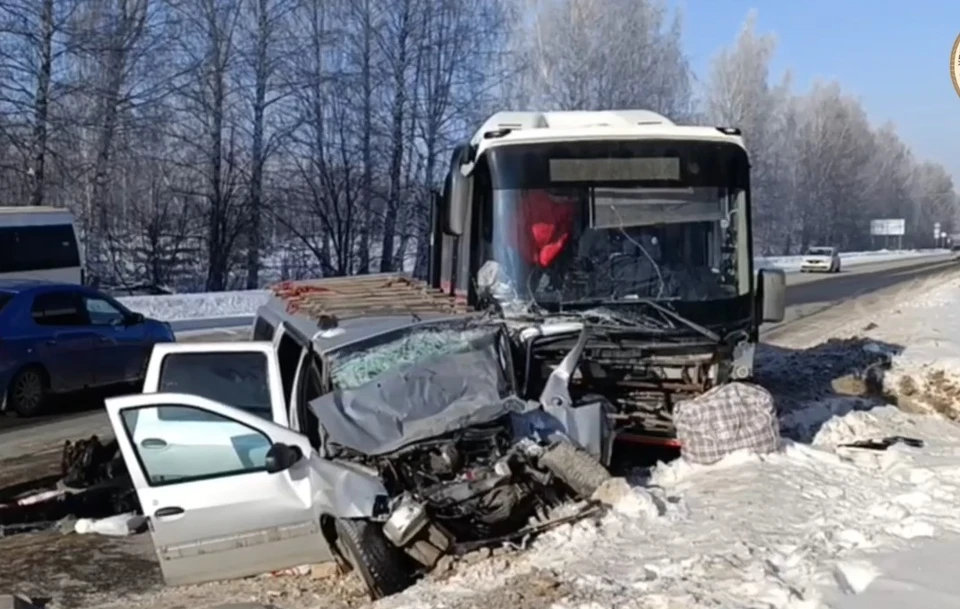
[478,140,752,313]
[329,321,508,391]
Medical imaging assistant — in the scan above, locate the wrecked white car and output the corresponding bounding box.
[106,277,612,598]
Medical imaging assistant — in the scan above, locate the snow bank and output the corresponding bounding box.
[379,407,960,609]
[827,274,960,420]
[117,249,946,324]
[116,289,269,322]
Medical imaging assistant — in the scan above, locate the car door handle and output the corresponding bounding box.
[154,506,184,518]
[46,339,57,345]
[140,438,167,449]
[98,336,110,342]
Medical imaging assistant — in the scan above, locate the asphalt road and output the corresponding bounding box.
[762,252,959,339]
[1,253,958,461]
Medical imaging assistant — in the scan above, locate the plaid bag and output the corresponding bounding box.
[673,382,781,465]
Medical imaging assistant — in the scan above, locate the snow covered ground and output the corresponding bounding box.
[859,277,960,421]
[366,268,960,609]
[371,407,960,609]
[117,289,269,323]
[115,249,947,323]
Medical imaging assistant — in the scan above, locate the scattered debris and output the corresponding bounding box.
[0,436,138,538]
[838,435,925,451]
[74,513,147,537]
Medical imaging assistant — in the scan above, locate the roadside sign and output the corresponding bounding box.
[870,218,906,236]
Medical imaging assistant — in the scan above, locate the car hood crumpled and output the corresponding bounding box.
[308,340,530,457]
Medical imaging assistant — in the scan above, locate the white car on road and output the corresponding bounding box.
[800,246,841,273]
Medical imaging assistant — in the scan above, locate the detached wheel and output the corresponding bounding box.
[7,366,48,417]
[539,441,612,499]
[335,518,412,600]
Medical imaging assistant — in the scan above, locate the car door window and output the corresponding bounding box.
[252,317,275,341]
[277,333,303,403]
[84,296,127,326]
[156,351,273,420]
[120,404,272,486]
[31,291,84,326]
[298,355,325,449]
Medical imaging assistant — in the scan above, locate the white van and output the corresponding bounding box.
[0,206,85,284]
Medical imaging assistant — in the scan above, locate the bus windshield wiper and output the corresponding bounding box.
[563,307,674,335]
[563,299,721,343]
[633,298,721,343]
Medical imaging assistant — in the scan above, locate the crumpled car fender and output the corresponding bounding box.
[308,458,389,519]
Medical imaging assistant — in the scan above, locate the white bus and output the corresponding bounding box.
[0,206,85,284]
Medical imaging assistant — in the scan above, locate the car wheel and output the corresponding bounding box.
[7,366,48,417]
[335,518,412,600]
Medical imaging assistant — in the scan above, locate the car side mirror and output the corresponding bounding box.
[125,312,145,326]
[265,442,303,474]
[757,268,786,323]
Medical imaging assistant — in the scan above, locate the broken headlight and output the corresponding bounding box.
[383,495,429,547]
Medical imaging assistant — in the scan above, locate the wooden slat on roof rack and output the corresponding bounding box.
[270,273,469,320]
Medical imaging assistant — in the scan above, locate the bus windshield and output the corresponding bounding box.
[476,140,752,312]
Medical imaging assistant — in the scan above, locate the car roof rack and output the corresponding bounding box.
[268,273,469,325]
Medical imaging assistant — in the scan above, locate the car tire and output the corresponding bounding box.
[335,518,412,600]
[539,440,612,499]
[7,366,48,417]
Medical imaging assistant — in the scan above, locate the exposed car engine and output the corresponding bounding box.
[339,417,570,542]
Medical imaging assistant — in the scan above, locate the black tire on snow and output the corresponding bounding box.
[539,441,612,499]
[334,518,413,600]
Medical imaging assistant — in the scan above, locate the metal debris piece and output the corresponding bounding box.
[838,435,925,451]
[0,593,40,609]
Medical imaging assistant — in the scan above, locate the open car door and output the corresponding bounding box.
[104,392,334,586]
[142,341,288,427]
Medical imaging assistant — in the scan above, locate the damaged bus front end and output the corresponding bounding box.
[429,110,787,446]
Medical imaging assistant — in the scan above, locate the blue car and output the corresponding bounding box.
[0,280,176,417]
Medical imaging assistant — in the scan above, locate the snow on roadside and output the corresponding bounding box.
[117,289,269,322]
[825,274,960,420]
[379,406,960,609]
